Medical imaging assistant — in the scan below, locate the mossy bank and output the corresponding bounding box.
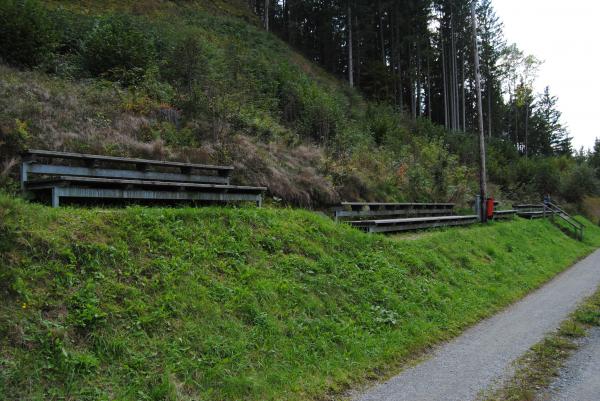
[1,195,600,400]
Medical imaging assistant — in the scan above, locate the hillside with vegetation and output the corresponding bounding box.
[3,1,600,399]
[1,194,600,400]
[0,0,599,209]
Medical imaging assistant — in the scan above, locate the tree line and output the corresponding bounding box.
[249,0,573,157]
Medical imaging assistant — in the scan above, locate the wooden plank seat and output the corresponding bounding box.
[517,211,548,219]
[21,150,266,207]
[513,204,550,219]
[348,215,479,234]
[334,202,456,221]
[492,210,517,220]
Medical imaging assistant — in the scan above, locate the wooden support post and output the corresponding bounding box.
[20,161,29,191]
[51,188,60,208]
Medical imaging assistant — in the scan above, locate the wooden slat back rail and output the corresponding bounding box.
[21,149,235,188]
[22,150,233,176]
[23,163,230,185]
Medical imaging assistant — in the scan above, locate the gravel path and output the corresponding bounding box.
[545,327,600,401]
[352,249,600,401]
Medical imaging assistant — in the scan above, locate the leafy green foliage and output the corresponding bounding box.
[80,15,156,85]
[0,0,56,67]
[561,164,598,203]
[1,194,600,400]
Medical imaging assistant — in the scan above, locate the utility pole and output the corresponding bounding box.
[471,1,488,222]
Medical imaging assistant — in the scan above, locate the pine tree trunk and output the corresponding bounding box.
[461,53,466,132]
[378,0,385,64]
[347,2,354,87]
[416,43,422,117]
[427,54,432,119]
[263,0,269,31]
[410,46,416,119]
[441,33,449,129]
[355,15,361,88]
[525,103,529,157]
[450,16,458,130]
[488,82,492,137]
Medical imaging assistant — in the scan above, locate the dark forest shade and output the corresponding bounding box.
[252,0,572,157]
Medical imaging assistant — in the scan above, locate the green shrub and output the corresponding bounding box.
[561,164,598,203]
[0,0,56,67]
[81,15,156,85]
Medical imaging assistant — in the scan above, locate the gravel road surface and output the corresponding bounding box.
[545,327,600,401]
[352,249,600,401]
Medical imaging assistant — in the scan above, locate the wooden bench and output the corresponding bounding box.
[349,215,479,233]
[21,149,266,207]
[333,202,456,221]
[333,202,477,233]
[513,204,550,219]
[492,210,517,220]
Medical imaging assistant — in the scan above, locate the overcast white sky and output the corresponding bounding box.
[493,0,600,150]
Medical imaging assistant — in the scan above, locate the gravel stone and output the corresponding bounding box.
[545,327,600,401]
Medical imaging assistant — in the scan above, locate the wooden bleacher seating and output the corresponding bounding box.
[513,204,549,219]
[21,149,266,207]
[333,202,478,233]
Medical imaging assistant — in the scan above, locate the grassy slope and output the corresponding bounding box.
[1,195,600,400]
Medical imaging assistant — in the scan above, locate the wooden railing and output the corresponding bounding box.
[545,202,584,240]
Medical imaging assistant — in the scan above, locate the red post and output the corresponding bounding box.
[486,198,495,220]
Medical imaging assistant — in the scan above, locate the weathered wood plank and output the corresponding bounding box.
[26,176,266,193]
[23,149,234,174]
[35,186,262,208]
[26,163,230,184]
[350,215,478,226]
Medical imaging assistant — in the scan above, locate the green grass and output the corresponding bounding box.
[1,194,600,400]
[482,289,600,401]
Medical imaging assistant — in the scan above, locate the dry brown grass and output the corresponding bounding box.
[0,64,346,206]
[582,197,600,224]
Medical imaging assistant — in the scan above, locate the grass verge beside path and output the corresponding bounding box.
[1,194,600,401]
[482,288,600,401]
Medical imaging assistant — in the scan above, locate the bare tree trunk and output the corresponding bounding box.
[450,15,458,130]
[394,4,403,110]
[410,46,416,120]
[441,33,449,129]
[461,53,466,131]
[515,101,518,148]
[487,82,492,138]
[416,43,422,117]
[525,103,529,158]
[427,53,432,120]
[263,0,269,31]
[355,15,361,88]
[378,0,385,64]
[347,2,354,87]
